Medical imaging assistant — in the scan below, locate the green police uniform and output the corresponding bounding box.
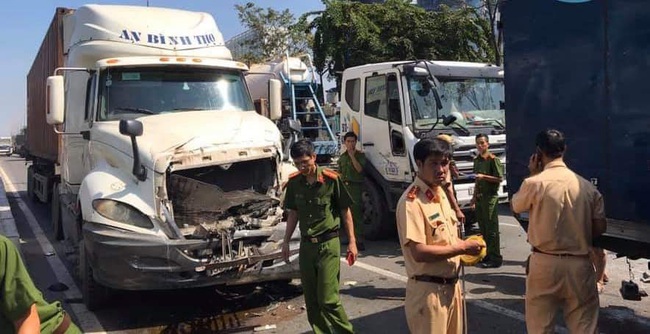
[284,167,355,334]
[473,152,504,263]
[337,150,366,242]
[0,235,81,334]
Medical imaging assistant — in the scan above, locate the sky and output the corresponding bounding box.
[0,0,326,136]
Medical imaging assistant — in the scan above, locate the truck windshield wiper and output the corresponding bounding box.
[172,107,209,111]
[468,118,505,129]
[114,107,156,115]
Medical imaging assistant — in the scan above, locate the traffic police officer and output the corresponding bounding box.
[0,235,81,333]
[338,131,366,250]
[282,139,358,334]
[396,138,483,334]
[471,134,504,268]
[511,129,607,334]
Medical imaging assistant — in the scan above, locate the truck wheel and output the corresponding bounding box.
[51,182,63,240]
[79,239,111,311]
[362,177,389,240]
[26,165,36,201]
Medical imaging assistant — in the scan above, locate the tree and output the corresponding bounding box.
[306,0,495,86]
[234,2,312,64]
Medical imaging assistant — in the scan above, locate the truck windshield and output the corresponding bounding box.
[437,77,505,129]
[96,66,255,121]
[407,75,440,126]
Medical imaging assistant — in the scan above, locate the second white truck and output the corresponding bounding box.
[339,60,507,239]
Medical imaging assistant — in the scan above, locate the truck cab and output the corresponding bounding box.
[34,5,300,310]
[339,61,507,239]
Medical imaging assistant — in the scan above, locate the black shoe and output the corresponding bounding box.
[357,242,366,251]
[477,260,502,269]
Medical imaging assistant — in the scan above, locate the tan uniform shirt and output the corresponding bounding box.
[397,176,461,278]
[511,159,605,255]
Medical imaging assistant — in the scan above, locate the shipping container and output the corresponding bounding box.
[26,7,73,163]
[503,0,650,259]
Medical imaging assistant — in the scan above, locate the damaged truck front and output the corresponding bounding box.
[34,4,300,310]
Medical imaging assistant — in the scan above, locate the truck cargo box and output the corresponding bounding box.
[503,0,650,258]
[26,8,72,163]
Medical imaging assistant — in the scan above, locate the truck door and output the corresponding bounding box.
[62,71,95,189]
[361,71,410,184]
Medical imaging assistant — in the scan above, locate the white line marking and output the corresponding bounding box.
[0,166,106,333]
[343,258,568,333]
[499,222,521,228]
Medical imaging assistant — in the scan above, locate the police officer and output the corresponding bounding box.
[338,131,366,250]
[396,138,483,334]
[0,235,81,333]
[471,134,504,268]
[282,139,357,334]
[511,129,607,334]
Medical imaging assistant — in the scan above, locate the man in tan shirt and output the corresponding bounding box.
[397,138,484,334]
[511,129,607,334]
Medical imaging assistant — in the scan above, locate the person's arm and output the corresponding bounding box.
[511,178,537,214]
[443,182,465,223]
[348,151,364,174]
[335,176,358,262]
[408,239,482,262]
[14,303,40,334]
[398,200,480,262]
[281,182,298,263]
[477,156,504,184]
[592,191,607,237]
[1,236,43,334]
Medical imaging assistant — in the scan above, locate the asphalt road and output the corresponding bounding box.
[0,156,649,334]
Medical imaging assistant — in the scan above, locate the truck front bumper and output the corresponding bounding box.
[82,222,301,291]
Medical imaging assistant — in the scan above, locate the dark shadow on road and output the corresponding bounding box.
[298,305,407,334]
[340,285,404,302]
[464,273,526,297]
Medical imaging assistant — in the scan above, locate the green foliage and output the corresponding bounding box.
[234,2,312,64]
[306,0,496,82]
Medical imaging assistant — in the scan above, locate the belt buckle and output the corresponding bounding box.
[309,237,318,243]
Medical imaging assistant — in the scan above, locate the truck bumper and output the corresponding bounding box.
[82,222,301,291]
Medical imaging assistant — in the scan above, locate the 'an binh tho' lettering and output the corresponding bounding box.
[119,29,217,46]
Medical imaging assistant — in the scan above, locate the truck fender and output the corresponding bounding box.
[78,162,156,231]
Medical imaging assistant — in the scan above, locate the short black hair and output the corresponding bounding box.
[343,132,358,141]
[290,139,315,159]
[475,133,489,142]
[413,138,452,164]
[535,129,566,159]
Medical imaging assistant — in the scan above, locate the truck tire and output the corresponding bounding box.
[26,165,36,202]
[362,177,390,240]
[51,182,63,240]
[79,239,111,311]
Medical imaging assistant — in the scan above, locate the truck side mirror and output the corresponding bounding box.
[47,76,65,125]
[119,119,146,181]
[119,119,143,137]
[269,79,283,121]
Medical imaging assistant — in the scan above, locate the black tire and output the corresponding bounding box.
[26,165,36,201]
[79,240,111,311]
[361,177,390,240]
[51,182,63,240]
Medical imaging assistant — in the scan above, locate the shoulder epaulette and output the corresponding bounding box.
[289,171,301,179]
[407,186,420,200]
[322,168,339,180]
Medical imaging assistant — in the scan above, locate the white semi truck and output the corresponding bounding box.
[28,5,300,310]
[339,60,506,239]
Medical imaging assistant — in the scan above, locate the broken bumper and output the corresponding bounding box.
[82,222,301,291]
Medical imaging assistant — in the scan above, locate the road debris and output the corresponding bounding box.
[253,324,277,332]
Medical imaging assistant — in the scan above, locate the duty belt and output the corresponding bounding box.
[532,247,589,258]
[412,275,459,285]
[302,229,339,244]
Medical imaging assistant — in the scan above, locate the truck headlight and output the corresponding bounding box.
[92,199,153,229]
